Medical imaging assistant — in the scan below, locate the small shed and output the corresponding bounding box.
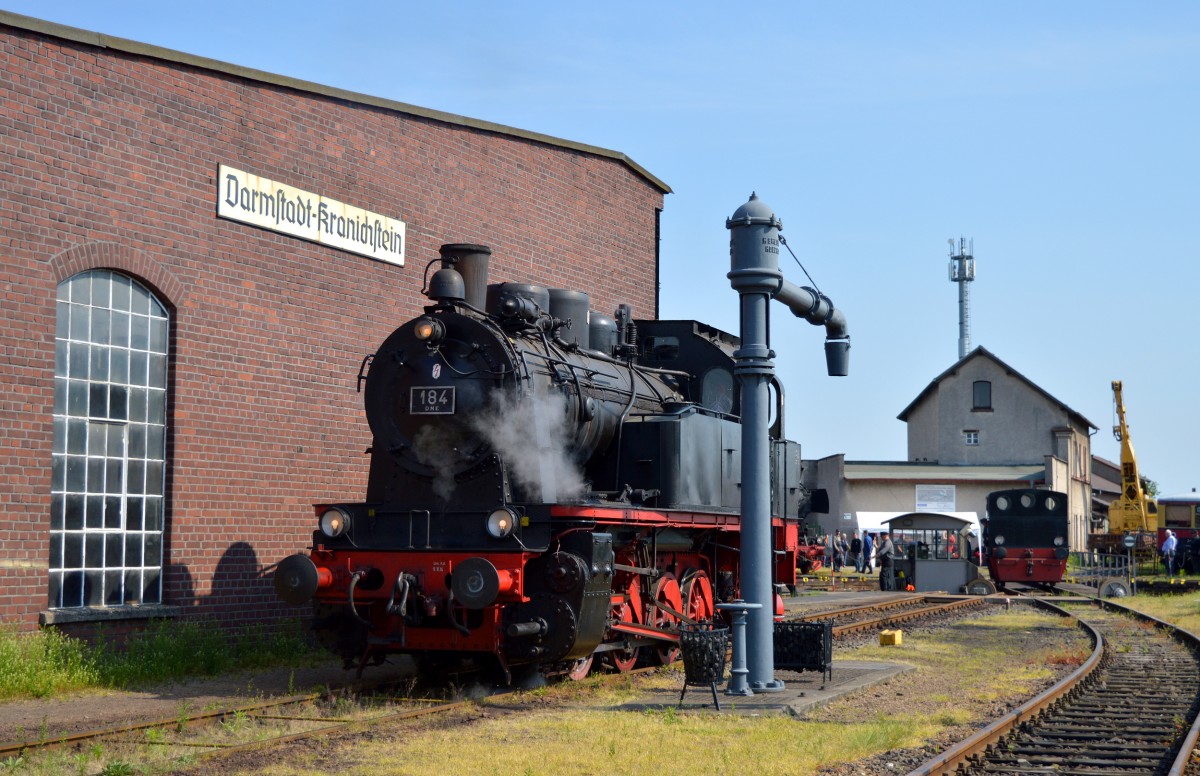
[884,512,982,593]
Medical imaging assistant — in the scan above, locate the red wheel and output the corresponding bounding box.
[652,574,683,665]
[567,654,594,681]
[680,569,714,624]
[607,643,640,673]
[605,580,641,673]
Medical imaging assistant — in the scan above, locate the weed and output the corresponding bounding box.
[175,701,194,733]
[99,761,135,776]
[145,727,166,745]
[0,756,25,772]
[220,709,249,735]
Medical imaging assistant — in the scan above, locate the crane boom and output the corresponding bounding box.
[1107,380,1158,533]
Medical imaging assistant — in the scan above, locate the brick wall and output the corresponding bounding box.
[0,19,664,633]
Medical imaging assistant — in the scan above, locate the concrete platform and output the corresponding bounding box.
[618,660,914,716]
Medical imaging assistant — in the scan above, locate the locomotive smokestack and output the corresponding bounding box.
[439,244,492,309]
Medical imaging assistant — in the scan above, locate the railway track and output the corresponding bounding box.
[792,594,991,637]
[909,595,1200,776]
[0,664,659,772]
[0,596,1023,772]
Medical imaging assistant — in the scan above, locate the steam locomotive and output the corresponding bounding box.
[274,243,827,681]
[982,488,1070,590]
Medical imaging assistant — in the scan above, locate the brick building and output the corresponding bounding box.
[0,12,669,635]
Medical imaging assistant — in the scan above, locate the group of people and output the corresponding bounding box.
[822,529,898,590]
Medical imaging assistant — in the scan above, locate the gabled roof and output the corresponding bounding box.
[896,346,1097,431]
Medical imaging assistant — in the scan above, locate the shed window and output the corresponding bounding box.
[51,270,169,608]
[972,380,992,410]
[964,430,979,446]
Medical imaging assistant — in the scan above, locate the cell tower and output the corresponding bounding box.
[947,237,975,359]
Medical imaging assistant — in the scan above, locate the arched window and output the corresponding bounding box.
[51,270,169,608]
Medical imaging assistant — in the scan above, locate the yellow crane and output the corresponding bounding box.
[1106,380,1159,534]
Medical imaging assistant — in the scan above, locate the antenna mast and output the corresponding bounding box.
[947,237,976,359]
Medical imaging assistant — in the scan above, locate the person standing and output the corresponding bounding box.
[878,531,896,591]
[1162,529,1178,577]
[862,531,875,573]
[849,531,863,573]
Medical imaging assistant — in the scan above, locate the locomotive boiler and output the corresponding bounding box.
[274,243,833,681]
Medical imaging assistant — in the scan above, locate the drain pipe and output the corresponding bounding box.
[726,193,850,692]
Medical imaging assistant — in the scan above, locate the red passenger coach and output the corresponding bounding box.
[983,488,1070,590]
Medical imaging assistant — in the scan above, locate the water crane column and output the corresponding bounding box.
[726,193,849,691]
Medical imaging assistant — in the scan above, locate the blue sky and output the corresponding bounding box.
[7,1,1197,495]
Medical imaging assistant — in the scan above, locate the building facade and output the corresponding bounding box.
[0,12,669,635]
[807,347,1096,552]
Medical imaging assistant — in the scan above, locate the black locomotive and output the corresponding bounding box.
[274,243,823,680]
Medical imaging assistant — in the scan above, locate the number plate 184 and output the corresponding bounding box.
[410,387,455,414]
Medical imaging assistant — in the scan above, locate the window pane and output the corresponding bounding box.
[64,533,83,567]
[109,386,128,421]
[84,571,104,606]
[110,347,129,384]
[68,303,89,340]
[65,456,85,492]
[112,274,131,312]
[130,315,149,351]
[68,343,89,380]
[65,495,84,530]
[62,571,84,608]
[85,494,104,528]
[128,387,147,423]
[144,498,161,531]
[128,424,146,458]
[104,496,122,528]
[111,311,130,349]
[69,275,90,304]
[130,351,148,386]
[50,494,64,530]
[126,497,144,530]
[149,318,167,353]
[49,532,63,567]
[88,384,108,419]
[56,302,69,337]
[105,534,123,567]
[105,570,124,605]
[142,568,161,604]
[90,308,110,343]
[85,533,104,568]
[87,423,107,455]
[89,344,109,382]
[51,455,65,491]
[48,572,62,608]
[125,535,143,566]
[67,379,87,416]
[143,533,162,566]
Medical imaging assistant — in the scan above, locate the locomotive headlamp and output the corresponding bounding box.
[993,535,1005,546]
[486,507,518,539]
[1053,536,1065,547]
[319,507,351,538]
[413,316,446,345]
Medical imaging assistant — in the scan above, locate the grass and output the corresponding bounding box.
[0,618,322,701]
[244,607,1089,776]
[1118,589,1200,636]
